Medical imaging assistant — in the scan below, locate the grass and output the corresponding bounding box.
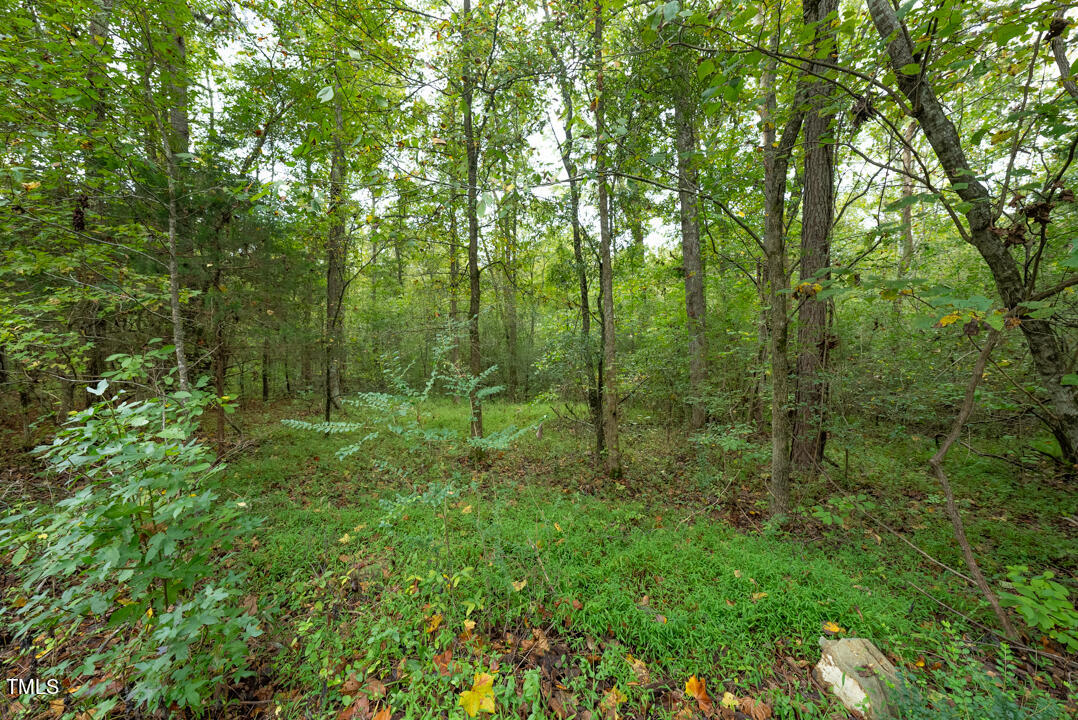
[213,396,1074,719]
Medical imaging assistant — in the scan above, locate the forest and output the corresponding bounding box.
[1,0,1077,718]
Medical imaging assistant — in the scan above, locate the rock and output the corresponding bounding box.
[815,637,899,719]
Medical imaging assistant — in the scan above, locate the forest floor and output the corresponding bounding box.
[200,397,1075,720]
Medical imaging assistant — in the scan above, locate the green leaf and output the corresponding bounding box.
[1061,374,1078,386]
[12,544,28,566]
[900,63,921,75]
[317,86,334,103]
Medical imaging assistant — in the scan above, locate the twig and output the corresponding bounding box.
[928,330,1019,641]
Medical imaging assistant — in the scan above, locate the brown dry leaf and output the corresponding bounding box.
[520,627,551,657]
[685,676,713,713]
[363,677,386,699]
[339,674,361,694]
[371,707,391,720]
[625,654,650,684]
[433,648,453,676]
[49,699,66,717]
[599,686,627,719]
[336,693,369,720]
[655,614,667,624]
[674,706,694,720]
[739,697,772,720]
[572,599,583,611]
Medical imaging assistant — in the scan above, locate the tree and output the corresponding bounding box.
[791,0,839,471]
[594,0,621,476]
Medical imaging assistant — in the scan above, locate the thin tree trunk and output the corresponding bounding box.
[674,71,707,430]
[594,1,620,476]
[899,121,916,274]
[928,330,1019,641]
[761,19,807,516]
[165,160,190,392]
[792,0,838,471]
[325,91,346,421]
[449,202,460,370]
[867,0,1078,464]
[542,8,601,454]
[261,338,269,403]
[214,315,227,445]
[463,0,483,439]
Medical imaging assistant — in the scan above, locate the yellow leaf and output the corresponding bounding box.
[512,579,527,592]
[554,522,561,532]
[625,654,650,683]
[338,533,352,543]
[938,311,961,327]
[722,691,739,710]
[601,686,627,710]
[751,592,768,601]
[461,504,473,514]
[425,613,443,634]
[458,673,495,717]
[685,676,712,712]
[822,621,845,634]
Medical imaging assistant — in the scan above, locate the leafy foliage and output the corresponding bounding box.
[0,350,261,713]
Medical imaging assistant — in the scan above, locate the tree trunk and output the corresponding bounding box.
[449,202,460,370]
[928,330,1019,641]
[542,7,602,454]
[261,338,269,403]
[674,73,707,430]
[899,121,916,274]
[214,314,227,445]
[594,2,620,476]
[463,0,483,439]
[761,23,807,516]
[325,91,346,421]
[866,0,1078,464]
[792,0,838,472]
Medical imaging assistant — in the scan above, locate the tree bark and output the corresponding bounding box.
[594,1,620,476]
[324,91,346,421]
[866,0,1078,464]
[674,69,708,430]
[761,22,807,516]
[899,121,916,274]
[463,0,483,438]
[542,6,602,454]
[792,0,838,471]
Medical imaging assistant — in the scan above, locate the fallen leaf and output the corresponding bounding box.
[685,676,713,713]
[572,599,583,610]
[341,674,361,694]
[363,677,386,699]
[750,592,768,601]
[371,707,391,720]
[425,613,443,634]
[734,569,742,578]
[625,654,650,683]
[512,579,527,592]
[739,697,772,720]
[459,673,495,717]
[434,648,453,676]
[336,693,368,720]
[821,621,845,635]
[600,686,627,718]
[721,691,739,710]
